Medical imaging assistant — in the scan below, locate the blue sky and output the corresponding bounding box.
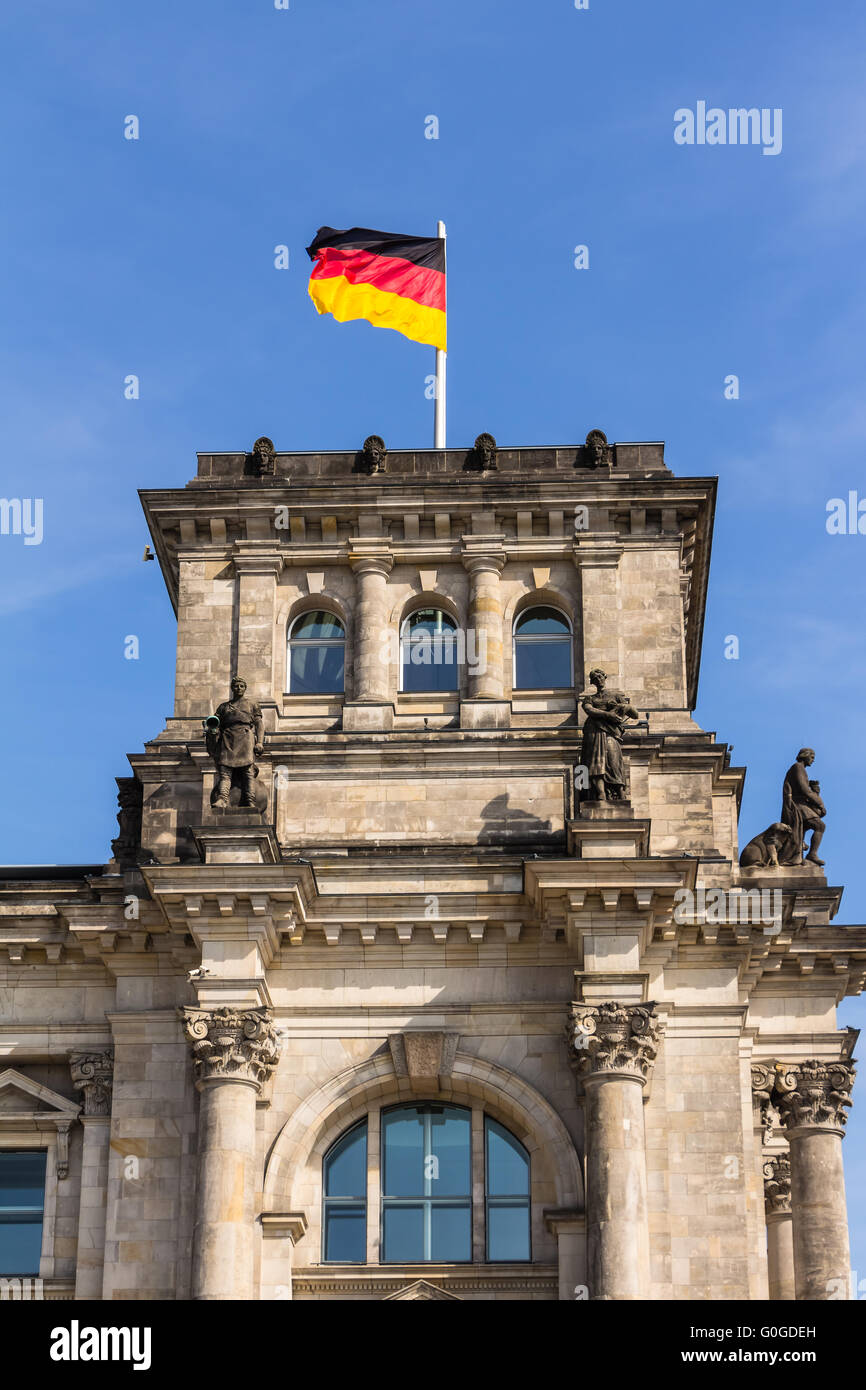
[3,0,866,1287]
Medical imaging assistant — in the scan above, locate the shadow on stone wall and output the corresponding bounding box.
[476,793,556,846]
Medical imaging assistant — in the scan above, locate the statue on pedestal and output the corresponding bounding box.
[739,748,828,869]
[580,669,639,801]
[204,676,265,810]
[781,749,826,866]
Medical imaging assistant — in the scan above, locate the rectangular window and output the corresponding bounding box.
[381,1105,471,1263]
[0,1151,46,1276]
[485,1118,530,1262]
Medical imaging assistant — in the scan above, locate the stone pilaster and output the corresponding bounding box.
[232,544,284,706]
[182,1006,280,1300]
[763,1153,795,1301]
[568,1001,660,1300]
[70,1050,114,1300]
[775,1059,855,1301]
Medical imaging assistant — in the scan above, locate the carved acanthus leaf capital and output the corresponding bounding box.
[774,1059,855,1134]
[762,1153,792,1216]
[69,1050,114,1116]
[568,1001,661,1083]
[181,1006,280,1092]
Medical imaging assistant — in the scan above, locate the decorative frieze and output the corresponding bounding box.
[181,1006,280,1091]
[69,1051,114,1116]
[568,1001,660,1082]
[774,1060,855,1133]
[762,1153,792,1216]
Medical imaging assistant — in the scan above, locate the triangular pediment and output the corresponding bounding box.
[0,1069,80,1118]
[383,1279,462,1301]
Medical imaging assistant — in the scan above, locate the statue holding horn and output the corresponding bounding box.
[203,675,264,809]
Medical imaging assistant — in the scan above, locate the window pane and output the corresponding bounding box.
[486,1119,529,1196]
[382,1203,425,1262]
[292,611,345,640]
[402,609,460,693]
[514,606,570,636]
[324,1206,365,1262]
[0,1222,43,1276]
[290,643,344,695]
[383,1108,425,1196]
[429,1110,471,1197]
[324,1123,366,1198]
[430,1203,472,1262]
[0,1153,46,1276]
[402,644,460,693]
[0,1152,46,1209]
[487,1201,530,1262]
[514,638,572,689]
[406,609,457,635]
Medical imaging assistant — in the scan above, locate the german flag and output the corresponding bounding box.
[306,226,446,352]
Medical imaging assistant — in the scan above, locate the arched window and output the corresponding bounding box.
[322,1119,367,1262]
[400,608,460,693]
[288,610,345,695]
[513,606,573,690]
[321,1105,531,1264]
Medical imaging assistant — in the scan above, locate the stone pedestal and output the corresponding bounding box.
[459,698,511,730]
[182,1007,280,1300]
[568,1001,660,1300]
[70,1051,114,1301]
[763,1153,795,1301]
[568,801,649,859]
[775,1060,855,1301]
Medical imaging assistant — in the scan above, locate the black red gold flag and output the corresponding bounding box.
[306,227,446,352]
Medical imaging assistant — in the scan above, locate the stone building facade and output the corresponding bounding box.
[1,433,863,1301]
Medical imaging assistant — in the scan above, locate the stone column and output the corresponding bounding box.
[182,1007,280,1301]
[344,550,393,728]
[460,546,508,729]
[763,1153,795,1301]
[568,1001,660,1300]
[70,1051,113,1300]
[463,553,505,699]
[775,1059,855,1301]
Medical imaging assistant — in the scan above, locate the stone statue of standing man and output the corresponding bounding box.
[781,748,826,867]
[205,676,264,809]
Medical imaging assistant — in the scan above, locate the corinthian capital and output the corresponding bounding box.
[568,1001,661,1083]
[70,1050,114,1116]
[181,1006,280,1091]
[774,1059,855,1134]
[762,1153,791,1216]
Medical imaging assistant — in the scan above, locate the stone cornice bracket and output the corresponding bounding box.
[180,1006,281,1093]
[751,1061,779,1144]
[69,1050,114,1117]
[231,540,285,577]
[762,1153,792,1217]
[774,1059,856,1135]
[567,1000,661,1084]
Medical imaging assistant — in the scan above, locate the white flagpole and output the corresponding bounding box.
[434,219,446,448]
